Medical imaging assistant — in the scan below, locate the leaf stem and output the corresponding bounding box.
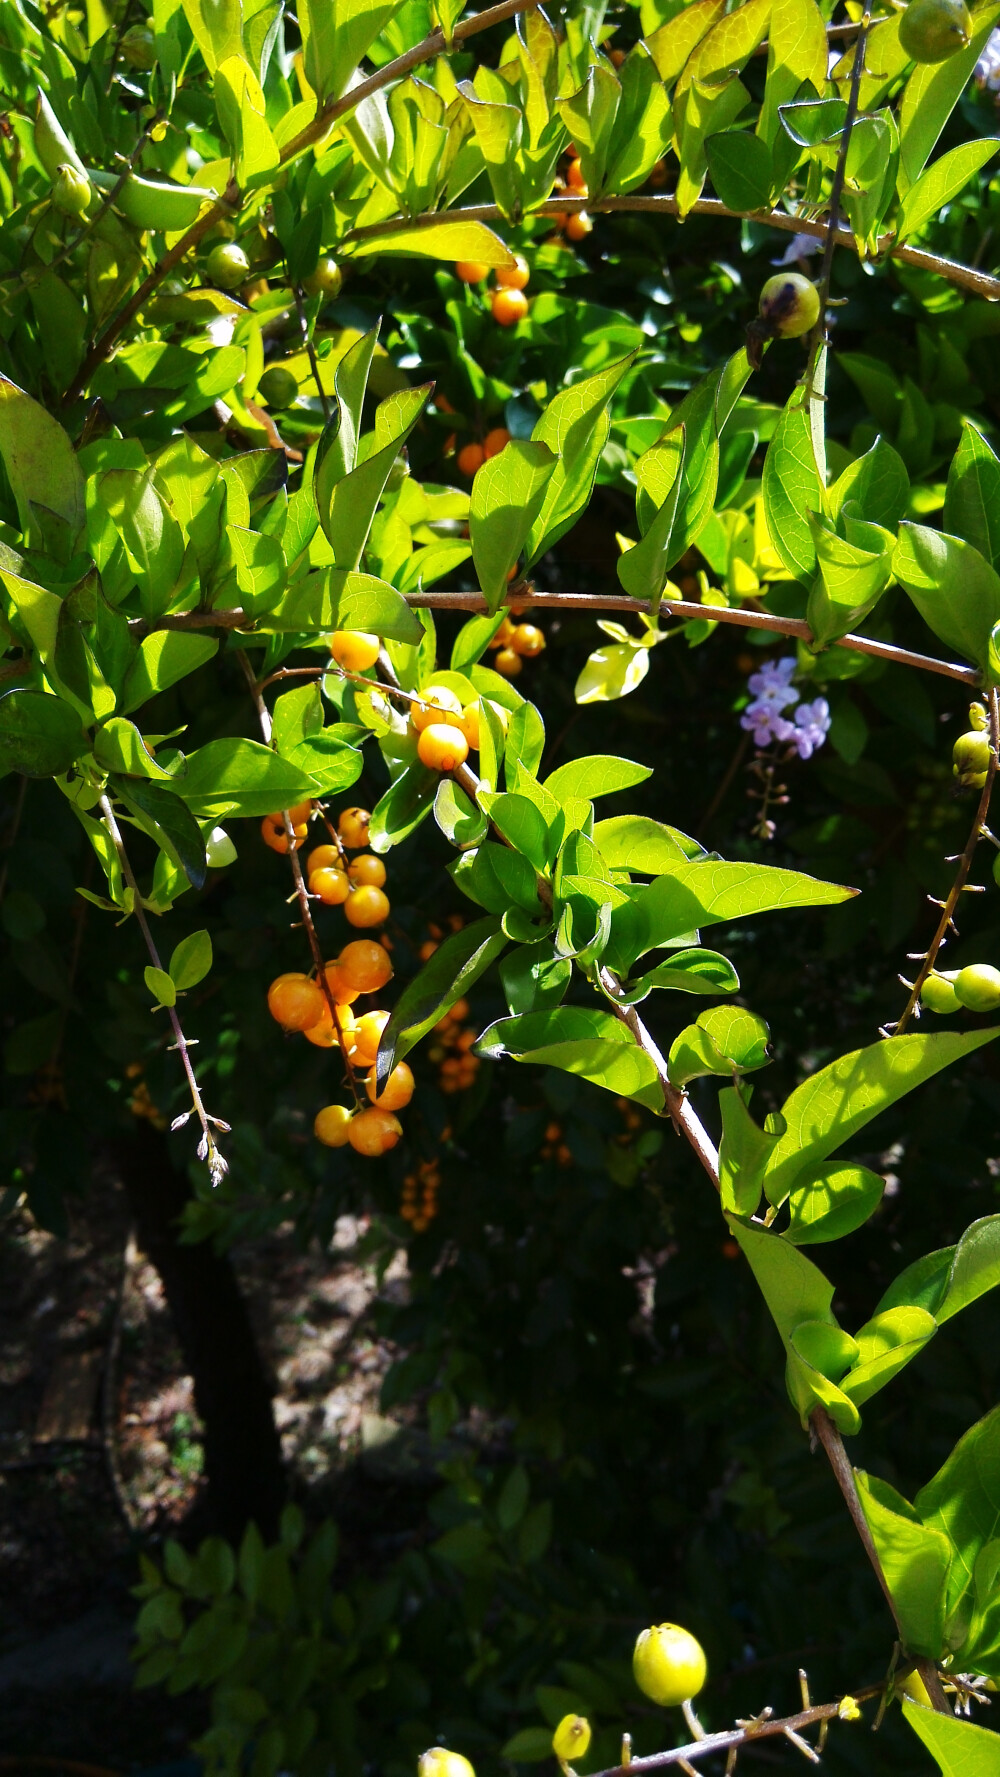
[98,794,229,1182]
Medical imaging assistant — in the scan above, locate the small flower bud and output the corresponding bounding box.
[953,729,991,787]
[52,163,91,218]
[838,1696,862,1721]
[552,1716,591,1764]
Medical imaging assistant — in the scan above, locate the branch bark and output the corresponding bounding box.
[585,1684,883,1775]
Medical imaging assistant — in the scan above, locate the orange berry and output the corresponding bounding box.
[261,815,291,852]
[436,393,455,414]
[647,158,668,189]
[494,646,523,678]
[609,46,626,65]
[450,999,469,1022]
[495,254,529,291]
[307,843,343,874]
[345,885,390,928]
[545,1121,562,1142]
[338,808,371,849]
[348,854,386,888]
[455,259,490,283]
[309,866,350,905]
[323,961,360,1005]
[304,1002,356,1048]
[267,972,326,1032]
[549,213,568,234]
[491,616,516,648]
[348,1106,402,1156]
[329,630,380,673]
[352,1009,391,1067]
[511,622,545,658]
[412,684,464,733]
[366,1060,415,1111]
[283,802,314,826]
[492,288,528,327]
[565,212,593,242]
[556,1143,572,1165]
[457,441,485,477]
[460,702,481,750]
[566,158,588,193]
[483,426,511,458]
[722,1239,740,1260]
[417,722,470,772]
[419,940,438,962]
[314,1104,354,1147]
[338,939,394,994]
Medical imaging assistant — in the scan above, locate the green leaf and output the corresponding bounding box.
[762,394,822,583]
[718,1087,779,1216]
[915,1406,1000,1634]
[937,1215,1000,1325]
[757,0,828,148]
[785,1162,884,1244]
[575,639,651,704]
[481,792,550,873]
[897,139,1000,244]
[825,435,910,532]
[593,815,704,873]
[727,1219,861,1433]
[451,613,509,671]
[112,776,208,890]
[645,0,727,84]
[351,220,516,265]
[856,1475,952,1657]
[945,422,1000,571]
[806,514,895,647]
[762,1030,1000,1208]
[840,1306,937,1406]
[622,946,740,1002]
[220,526,286,617]
[904,1701,1000,1775]
[505,703,546,782]
[0,374,85,544]
[617,429,686,608]
[214,55,279,183]
[376,917,507,1085]
[0,690,87,778]
[894,523,1000,672]
[318,388,431,570]
[525,354,638,568]
[476,1006,665,1111]
[545,755,652,802]
[705,131,772,211]
[667,1005,770,1086]
[144,965,176,1008]
[608,859,853,969]
[121,632,218,715]
[501,1728,554,1765]
[300,0,405,103]
[369,760,438,853]
[173,738,317,819]
[434,778,488,848]
[284,732,362,796]
[272,569,423,643]
[169,930,212,992]
[470,442,558,612]
[499,940,572,1014]
[93,717,178,781]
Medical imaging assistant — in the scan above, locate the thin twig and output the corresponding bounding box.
[293,284,330,421]
[98,794,229,1182]
[596,965,721,1183]
[809,5,872,374]
[892,687,1000,1034]
[134,596,981,689]
[236,651,362,1105]
[585,1687,882,1775]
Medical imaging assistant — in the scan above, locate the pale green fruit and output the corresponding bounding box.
[954,964,1000,1013]
[953,729,991,788]
[633,1623,707,1706]
[206,242,249,289]
[552,1716,592,1763]
[52,163,91,217]
[758,272,820,339]
[899,0,971,62]
[418,1751,475,1777]
[920,973,960,1014]
[257,365,299,408]
[302,255,343,298]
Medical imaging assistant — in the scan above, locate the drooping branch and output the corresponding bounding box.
[891,687,1000,1035]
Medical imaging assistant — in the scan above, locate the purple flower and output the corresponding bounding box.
[746,656,799,711]
[790,698,831,760]
[741,702,796,749]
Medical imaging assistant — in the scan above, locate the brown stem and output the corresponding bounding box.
[98,794,229,1182]
[585,1685,883,1775]
[811,1409,951,1712]
[892,687,1000,1035]
[136,596,981,689]
[236,651,362,1105]
[596,965,721,1185]
[811,7,871,350]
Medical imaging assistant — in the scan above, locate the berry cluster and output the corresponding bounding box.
[539,1118,572,1165]
[125,1061,167,1131]
[454,253,531,326]
[489,614,546,680]
[400,1157,441,1231]
[454,425,510,479]
[547,149,594,243]
[427,998,480,1094]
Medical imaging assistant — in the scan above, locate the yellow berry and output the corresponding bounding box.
[460,702,481,750]
[314,1104,353,1146]
[348,1106,402,1156]
[338,807,371,849]
[633,1624,707,1707]
[418,1752,475,1777]
[367,1060,415,1111]
[494,647,523,678]
[412,685,464,733]
[310,867,350,905]
[552,1717,591,1764]
[352,1009,391,1067]
[329,630,380,673]
[417,723,470,772]
[349,854,387,888]
[511,623,545,657]
[337,939,394,994]
[303,1002,356,1048]
[345,885,390,928]
[307,843,343,874]
[267,973,326,1032]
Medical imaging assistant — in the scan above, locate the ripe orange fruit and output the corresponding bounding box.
[307,843,343,875]
[412,684,464,733]
[647,159,668,188]
[460,702,481,750]
[483,426,511,458]
[323,960,360,1005]
[495,254,529,291]
[314,1104,354,1147]
[417,723,470,771]
[565,212,593,241]
[491,288,528,327]
[338,808,371,849]
[511,622,545,657]
[455,260,490,283]
[348,854,387,888]
[345,885,390,928]
[284,802,314,826]
[267,973,326,1031]
[566,158,588,192]
[329,630,380,673]
[494,646,523,678]
[304,1001,356,1048]
[490,616,517,649]
[337,939,394,994]
[367,1060,415,1111]
[309,866,350,905]
[352,1009,391,1067]
[457,441,484,476]
[609,46,626,65]
[348,1106,403,1155]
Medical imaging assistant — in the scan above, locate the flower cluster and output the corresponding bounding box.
[740,656,831,759]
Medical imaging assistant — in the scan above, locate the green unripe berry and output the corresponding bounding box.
[301,255,343,298]
[993,851,1000,890]
[633,1623,707,1707]
[206,241,250,289]
[418,1752,475,1777]
[52,163,91,218]
[120,23,156,67]
[899,0,971,62]
[954,964,1000,1013]
[920,972,960,1014]
[758,273,820,340]
[953,729,991,787]
[969,702,989,732]
[257,365,299,409]
[552,1717,591,1764]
